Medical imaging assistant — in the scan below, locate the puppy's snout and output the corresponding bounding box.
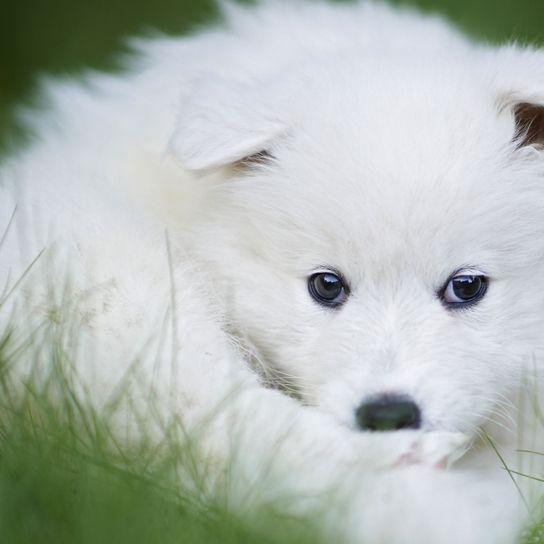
[356,394,421,431]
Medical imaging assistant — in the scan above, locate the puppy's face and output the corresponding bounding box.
[177,53,544,436]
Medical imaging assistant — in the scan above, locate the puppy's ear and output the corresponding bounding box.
[513,102,544,149]
[494,47,544,150]
[169,77,287,171]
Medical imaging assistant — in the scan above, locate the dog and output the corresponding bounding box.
[1,0,544,542]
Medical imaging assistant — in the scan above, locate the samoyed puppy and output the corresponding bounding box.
[1,0,544,542]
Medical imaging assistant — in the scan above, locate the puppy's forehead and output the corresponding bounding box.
[257,63,540,276]
[281,59,511,191]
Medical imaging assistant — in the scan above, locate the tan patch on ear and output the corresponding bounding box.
[514,103,544,148]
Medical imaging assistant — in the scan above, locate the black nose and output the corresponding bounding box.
[355,394,421,431]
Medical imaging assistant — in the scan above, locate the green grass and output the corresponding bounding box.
[0,327,323,544]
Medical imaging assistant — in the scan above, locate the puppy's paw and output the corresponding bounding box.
[393,431,470,469]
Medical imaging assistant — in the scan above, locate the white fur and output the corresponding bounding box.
[1,1,544,542]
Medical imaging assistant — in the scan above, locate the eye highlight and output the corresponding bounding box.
[441,270,489,308]
[308,271,348,308]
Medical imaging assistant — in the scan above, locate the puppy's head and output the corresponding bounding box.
[171,46,544,437]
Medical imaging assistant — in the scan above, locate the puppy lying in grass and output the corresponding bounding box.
[1,1,544,542]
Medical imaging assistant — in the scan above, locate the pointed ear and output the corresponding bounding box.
[169,77,287,171]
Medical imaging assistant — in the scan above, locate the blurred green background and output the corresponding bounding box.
[1,0,544,148]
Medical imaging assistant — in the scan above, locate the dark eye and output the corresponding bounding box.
[441,271,488,307]
[308,271,348,307]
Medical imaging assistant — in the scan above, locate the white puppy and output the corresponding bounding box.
[1,0,544,542]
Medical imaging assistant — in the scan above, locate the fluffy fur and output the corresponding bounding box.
[1,0,544,541]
